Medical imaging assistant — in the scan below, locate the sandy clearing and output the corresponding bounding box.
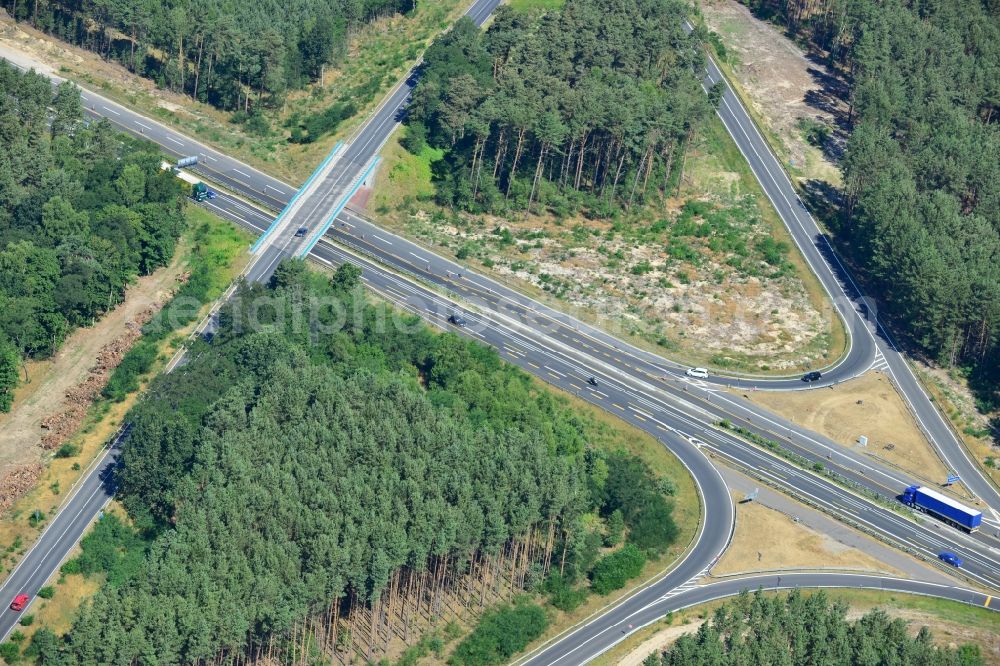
[615,620,707,666]
[714,490,905,576]
[700,0,843,186]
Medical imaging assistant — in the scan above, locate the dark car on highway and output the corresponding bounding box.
[295,227,309,237]
[802,371,822,382]
[447,314,467,327]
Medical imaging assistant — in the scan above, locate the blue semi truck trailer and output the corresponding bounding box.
[902,485,982,532]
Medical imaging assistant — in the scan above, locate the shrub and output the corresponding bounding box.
[449,599,548,666]
[55,443,80,458]
[102,339,158,401]
[37,586,55,599]
[589,544,646,595]
[0,642,19,663]
[28,510,46,528]
[543,574,589,612]
[18,615,33,627]
[60,558,82,575]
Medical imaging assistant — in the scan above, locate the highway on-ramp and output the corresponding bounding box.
[196,198,1000,593]
[517,573,998,666]
[55,34,998,523]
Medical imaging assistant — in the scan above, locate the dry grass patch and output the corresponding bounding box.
[743,372,958,490]
[713,491,903,576]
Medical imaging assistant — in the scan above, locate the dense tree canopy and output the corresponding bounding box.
[35,262,681,664]
[0,62,185,411]
[1,0,418,111]
[404,0,712,216]
[743,0,1000,407]
[648,590,982,666]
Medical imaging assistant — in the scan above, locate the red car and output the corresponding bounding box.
[10,594,29,612]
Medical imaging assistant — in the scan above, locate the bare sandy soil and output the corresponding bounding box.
[615,620,707,666]
[713,490,903,576]
[743,372,955,489]
[0,244,188,474]
[372,129,838,374]
[700,0,844,186]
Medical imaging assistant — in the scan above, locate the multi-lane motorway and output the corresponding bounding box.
[1,0,998,656]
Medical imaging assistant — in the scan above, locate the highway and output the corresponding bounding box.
[1,2,998,658]
[65,37,998,522]
[178,197,1000,594]
[0,427,126,640]
[695,50,1000,518]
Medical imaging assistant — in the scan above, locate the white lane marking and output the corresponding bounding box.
[265,184,288,194]
[200,153,218,162]
[410,251,429,263]
[102,105,120,116]
[205,202,249,226]
[135,121,150,131]
[545,366,566,378]
[629,405,655,420]
[233,169,251,179]
[166,136,184,146]
[372,234,392,245]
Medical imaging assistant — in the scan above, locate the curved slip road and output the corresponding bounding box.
[1,3,997,653]
[516,572,998,666]
[202,199,1000,592]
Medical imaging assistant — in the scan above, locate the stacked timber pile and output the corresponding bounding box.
[39,305,159,450]
[0,463,44,515]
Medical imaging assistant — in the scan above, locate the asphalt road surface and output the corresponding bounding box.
[204,201,1000,592]
[0,427,127,640]
[64,34,996,523]
[516,572,997,666]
